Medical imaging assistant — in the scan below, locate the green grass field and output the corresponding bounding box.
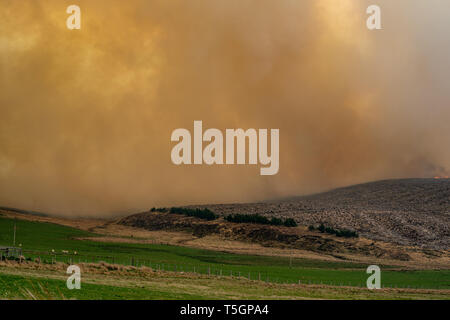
[0,273,204,300]
[0,217,449,291]
[1,272,448,300]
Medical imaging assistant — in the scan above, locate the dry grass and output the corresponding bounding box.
[1,261,449,300]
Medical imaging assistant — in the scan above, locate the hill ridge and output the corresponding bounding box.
[192,178,450,249]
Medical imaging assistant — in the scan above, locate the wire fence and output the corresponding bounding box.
[1,250,444,290]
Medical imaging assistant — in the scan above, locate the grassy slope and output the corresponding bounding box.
[0,273,202,300]
[1,270,448,300]
[0,217,449,292]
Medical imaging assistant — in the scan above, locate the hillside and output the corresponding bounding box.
[192,179,450,250]
[1,178,448,251]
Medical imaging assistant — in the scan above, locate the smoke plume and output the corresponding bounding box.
[0,0,449,216]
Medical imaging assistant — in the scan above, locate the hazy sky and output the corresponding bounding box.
[1,0,449,216]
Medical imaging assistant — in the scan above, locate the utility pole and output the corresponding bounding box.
[13,218,16,246]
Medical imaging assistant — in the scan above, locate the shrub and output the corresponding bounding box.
[270,217,283,226]
[309,223,358,238]
[283,218,298,227]
[150,207,168,213]
[325,227,335,234]
[169,207,218,221]
[225,213,270,225]
[225,214,297,227]
[336,229,358,238]
[150,206,218,220]
[318,224,325,233]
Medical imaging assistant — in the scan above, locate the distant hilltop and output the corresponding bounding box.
[0,206,48,217]
[192,179,450,250]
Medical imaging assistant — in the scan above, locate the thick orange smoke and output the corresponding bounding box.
[0,0,449,216]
